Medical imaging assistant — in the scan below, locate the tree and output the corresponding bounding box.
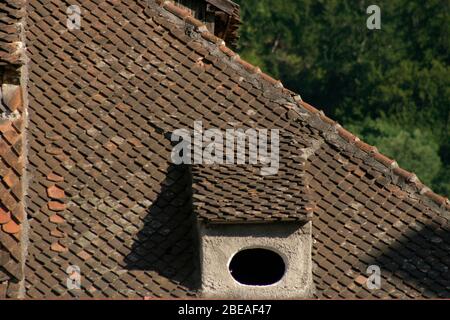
[235,0,449,195]
[348,119,442,187]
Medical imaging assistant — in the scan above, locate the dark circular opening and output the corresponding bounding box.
[229,248,285,286]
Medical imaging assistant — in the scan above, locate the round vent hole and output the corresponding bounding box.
[229,248,285,286]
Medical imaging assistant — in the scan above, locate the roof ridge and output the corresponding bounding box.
[155,0,450,213]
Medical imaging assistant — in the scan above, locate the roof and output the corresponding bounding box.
[0,110,26,297]
[0,0,449,298]
[0,0,26,65]
[193,161,313,223]
[0,0,26,297]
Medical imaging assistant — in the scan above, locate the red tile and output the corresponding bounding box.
[47,173,64,182]
[47,185,65,199]
[49,214,65,224]
[50,242,67,253]
[48,201,66,211]
[0,207,11,224]
[2,219,20,234]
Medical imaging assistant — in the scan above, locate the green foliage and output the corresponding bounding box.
[235,0,449,195]
[348,119,441,186]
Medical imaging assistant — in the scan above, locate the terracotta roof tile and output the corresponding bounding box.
[47,201,65,212]
[49,214,64,225]
[46,185,65,200]
[0,207,11,224]
[50,242,67,253]
[2,219,20,234]
[50,229,65,238]
[47,172,64,182]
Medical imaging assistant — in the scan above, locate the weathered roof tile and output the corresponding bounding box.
[0,0,25,65]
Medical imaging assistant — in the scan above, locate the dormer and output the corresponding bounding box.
[192,157,316,298]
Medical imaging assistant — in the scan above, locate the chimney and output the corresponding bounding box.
[173,0,241,48]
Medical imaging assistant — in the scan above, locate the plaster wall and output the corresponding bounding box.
[198,221,314,298]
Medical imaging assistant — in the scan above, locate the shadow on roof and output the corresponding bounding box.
[124,163,200,294]
[366,222,450,298]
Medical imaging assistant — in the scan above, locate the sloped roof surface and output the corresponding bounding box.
[25,0,201,298]
[23,0,314,297]
[0,0,25,65]
[0,0,26,295]
[0,112,26,297]
[1,0,448,298]
[306,128,450,298]
[193,160,313,224]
